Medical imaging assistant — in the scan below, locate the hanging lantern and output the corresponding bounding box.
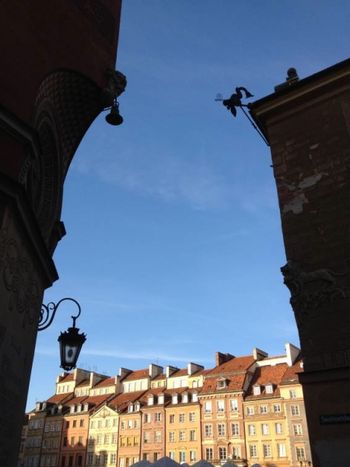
[58,325,86,371]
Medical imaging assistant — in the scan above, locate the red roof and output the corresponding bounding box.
[208,355,255,375]
[58,373,74,382]
[46,393,73,405]
[281,359,303,385]
[169,368,187,377]
[75,378,89,387]
[108,390,146,412]
[201,374,246,394]
[246,363,288,398]
[66,396,88,406]
[153,374,166,381]
[93,377,116,388]
[122,369,149,382]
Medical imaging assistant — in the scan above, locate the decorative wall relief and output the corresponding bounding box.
[281,260,347,316]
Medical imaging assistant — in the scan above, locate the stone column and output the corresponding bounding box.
[250,59,350,467]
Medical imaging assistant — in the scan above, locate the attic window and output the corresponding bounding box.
[217,379,227,389]
[253,385,261,396]
[172,394,178,405]
[134,402,140,411]
[158,394,164,405]
[265,384,274,394]
[128,404,133,413]
[182,393,189,403]
[192,392,198,403]
[148,396,154,406]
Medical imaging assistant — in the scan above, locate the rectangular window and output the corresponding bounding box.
[219,447,226,461]
[249,445,257,458]
[204,424,212,437]
[248,424,256,436]
[111,454,117,464]
[112,433,117,444]
[291,405,300,416]
[189,412,196,422]
[155,413,161,422]
[190,450,197,462]
[206,448,213,461]
[155,431,161,443]
[179,452,186,463]
[104,434,110,444]
[273,404,281,413]
[233,446,240,459]
[144,414,149,423]
[218,423,226,436]
[265,384,273,394]
[87,454,93,465]
[296,446,305,460]
[246,406,254,415]
[179,431,185,441]
[278,443,286,457]
[169,432,175,443]
[169,414,175,424]
[289,389,297,399]
[260,405,268,414]
[275,423,283,435]
[261,423,269,435]
[263,444,271,457]
[80,419,84,427]
[168,452,175,460]
[253,386,261,395]
[230,399,238,412]
[72,420,77,428]
[179,413,185,423]
[189,430,196,441]
[70,437,75,446]
[217,400,225,412]
[78,436,83,445]
[231,423,239,436]
[204,401,212,413]
[293,424,303,435]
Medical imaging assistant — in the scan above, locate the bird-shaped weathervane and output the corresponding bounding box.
[215,86,269,145]
[216,87,254,117]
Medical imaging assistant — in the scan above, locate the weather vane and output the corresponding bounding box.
[216,87,269,146]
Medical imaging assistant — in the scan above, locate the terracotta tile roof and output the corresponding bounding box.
[200,374,246,394]
[153,374,166,381]
[66,396,88,406]
[143,387,165,397]
[122,369,149,382]
[85,394,112,409]
[93,377,116,388]
[169,368,187,377]
[208,355,255,375]
[75,379,89,387]
[246,364,288,398]
[108,390,146,412]
[46,393,73,405]
[58,373,74,382]
[281,359,303,385]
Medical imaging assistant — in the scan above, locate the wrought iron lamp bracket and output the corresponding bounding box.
[38,297,81,331]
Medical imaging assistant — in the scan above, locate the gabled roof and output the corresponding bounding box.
[153,373,166,381]
[46,393,73,405]
[75,378,89,388]
[280,358,303,385]
[245,363,288,398]
[58,373,74,382]
[208,355,255,376]
[169,368,187,378]
[122,369,149,382]
[93,377,116,388]
[108,390,147,412]
[65,396,89,406]
[200,374,246,394]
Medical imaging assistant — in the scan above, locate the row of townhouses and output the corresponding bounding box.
[19,343,311,467]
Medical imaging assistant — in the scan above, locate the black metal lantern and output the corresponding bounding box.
[58,322,86,371]
[38,297,87,371]
[105,100,123,126]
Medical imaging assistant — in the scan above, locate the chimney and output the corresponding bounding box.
[285,342,300,366]
[149,364,163,378]
[253,347,268,361]
[166,366,179,378]
[187,362,204,375]
[215,352,235,367]
[119,368,131,378]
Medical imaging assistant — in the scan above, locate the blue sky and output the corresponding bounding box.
[27,1,350,409]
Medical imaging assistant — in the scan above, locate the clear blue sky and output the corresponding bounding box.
[27,1,350,409]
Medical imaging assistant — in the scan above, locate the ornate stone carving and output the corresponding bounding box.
[281,260,347,315]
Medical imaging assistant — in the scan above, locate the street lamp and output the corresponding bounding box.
[38,298,87,371]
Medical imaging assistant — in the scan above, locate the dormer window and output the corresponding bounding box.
[70,405,75,414]
[182,393,189,404]
[134,402,140,412]
[253,385,261,396]
[158,394,164,405]
[217,378,228,390]
[128,404,133,413]
[192,392,198,403]
[265,383,274,394]
[148,395,154,406]
[84,403,89,412]
[172,394,178,405]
